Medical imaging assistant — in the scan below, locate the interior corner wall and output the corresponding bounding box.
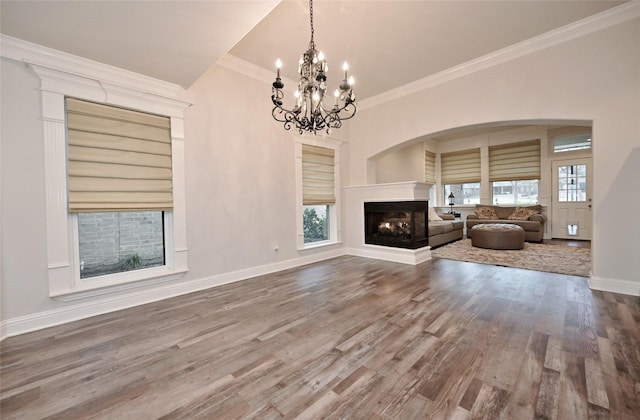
[348,18,640,295]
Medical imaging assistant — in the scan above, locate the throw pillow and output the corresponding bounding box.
[508,206,538,220]
[474,206,498,220]
[428,207,443,221]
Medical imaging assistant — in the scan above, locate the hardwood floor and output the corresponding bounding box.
[1,255,639,419]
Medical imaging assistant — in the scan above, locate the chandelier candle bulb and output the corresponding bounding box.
[343,62,348,80]
[276,59,282,78]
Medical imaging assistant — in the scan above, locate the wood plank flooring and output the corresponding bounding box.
[1,255,639,419]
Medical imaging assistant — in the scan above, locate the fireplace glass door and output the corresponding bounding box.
[364,201,428,249]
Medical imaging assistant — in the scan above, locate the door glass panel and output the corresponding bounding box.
[559,190,568,201]
[558,164,587,202]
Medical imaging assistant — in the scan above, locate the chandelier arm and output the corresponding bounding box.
[272,106,299,131]
[336,103,357,121]
[318,102,357,120]
[320,106,355,131]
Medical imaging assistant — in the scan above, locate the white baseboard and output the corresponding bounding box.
[346,245,431,265]
[0,247,346,341]
[589,273,640,297]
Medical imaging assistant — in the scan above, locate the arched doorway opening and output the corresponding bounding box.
[367,119,593,248]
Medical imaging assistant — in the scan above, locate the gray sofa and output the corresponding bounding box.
[429,214,464,248]
[466,204,546,242]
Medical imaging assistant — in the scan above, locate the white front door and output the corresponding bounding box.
[551,158,592,240]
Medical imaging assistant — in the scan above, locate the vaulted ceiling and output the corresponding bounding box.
[1,1,626,101]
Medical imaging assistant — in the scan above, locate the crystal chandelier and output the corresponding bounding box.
[271,0,356,134]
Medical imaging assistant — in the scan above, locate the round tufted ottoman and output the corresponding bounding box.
[471,223,525,250]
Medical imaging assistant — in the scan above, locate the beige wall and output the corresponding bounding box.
[373,142,425,184]
[183,64,298,279]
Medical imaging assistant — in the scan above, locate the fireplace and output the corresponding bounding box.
[364,201,428,249]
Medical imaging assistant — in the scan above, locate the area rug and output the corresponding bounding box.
[431,239,591,277]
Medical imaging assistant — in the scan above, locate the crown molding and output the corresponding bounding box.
[359,1,640,110]
[1,34,191,105]
[217,53,299,95]
[216,53,275,85]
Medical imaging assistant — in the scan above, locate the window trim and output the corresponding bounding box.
[295,135,344,250]
[28,60,191,299]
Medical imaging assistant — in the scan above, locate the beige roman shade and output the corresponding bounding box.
[302,144,335,205]
[440,148,481,184]
[66,98,173,212]
[489,139,541,182]
[424,150,436,184]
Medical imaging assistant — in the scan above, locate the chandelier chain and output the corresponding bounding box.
[309,0,315,49]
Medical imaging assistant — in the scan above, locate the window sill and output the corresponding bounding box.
[299,240,342,252]
[52,267,188,301]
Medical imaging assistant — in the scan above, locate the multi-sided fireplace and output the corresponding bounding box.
[364,201,428,249]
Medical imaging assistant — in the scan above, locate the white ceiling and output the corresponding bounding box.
[0,0,280,88]
[0,0,626,101]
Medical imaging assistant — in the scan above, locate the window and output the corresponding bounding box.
[78,211,165,279]
[444,183,480,205]
[553,133,591,153]
[492,180,539,205]
[489,140,540,205]
[303,205,329,243]
[441,148,481,206]
[67,98,173,280]
[66,98,173,212]
[297,139,342,249]
[489,140,540,182]
[30,57,190,298]
[440,149,481,185]
[301,144,335,245]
